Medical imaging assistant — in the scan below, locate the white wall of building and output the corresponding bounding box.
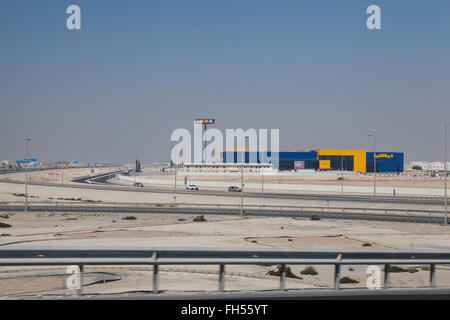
[407,161,450,171]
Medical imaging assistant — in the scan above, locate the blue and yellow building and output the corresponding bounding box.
[222,149,404,173]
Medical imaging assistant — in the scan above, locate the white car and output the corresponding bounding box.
[186,185,198,190]
[87,180,94,184]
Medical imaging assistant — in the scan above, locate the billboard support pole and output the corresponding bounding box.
[203,123,207,164]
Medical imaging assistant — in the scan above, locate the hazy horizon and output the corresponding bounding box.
[1,1,449,164]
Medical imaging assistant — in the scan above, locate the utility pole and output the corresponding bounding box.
[59,148,64,184]
[445,123,448,225]
[241,149,244,217]
[368,134,377,200]
[241,161,244,217]
[25,138,31,212]
[261,166,264,193]
[174,163,178,193]
[341,150,344,194]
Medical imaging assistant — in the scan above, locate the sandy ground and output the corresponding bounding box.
[0,181,445,213]
[0,168,449,298]
[1,210,450,298]
[147,172,447,188]
[2,167,447,190]
[1,167,120,185]
[118,172,449,196]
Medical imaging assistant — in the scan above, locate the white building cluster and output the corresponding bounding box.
[407,161,450,171]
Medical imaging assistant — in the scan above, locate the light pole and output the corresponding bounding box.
[25,138,31,212]
[58,148,64,184]
[241,148,245,217]
[368,134,376,200]
[261,166,264,193]
[174,162,178,193]
[258,139,264,193]
[444,123,449,225]
[341,149,344,194]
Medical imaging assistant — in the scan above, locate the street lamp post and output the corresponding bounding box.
[25,138,31,212]
[445,123,448,225]
[174,163,178,193]
[261,166,264,193]
[368,134,377,200]
[341,150,344,194]
[241,150,244,217]
[59,148,64,184]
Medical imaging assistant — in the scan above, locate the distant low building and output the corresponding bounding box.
[222,150,404,173]
[407,161,450,171]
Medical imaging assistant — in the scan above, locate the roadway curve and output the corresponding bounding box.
[0,171,447,209]
[0,203,446,225]
[7,170,445,206]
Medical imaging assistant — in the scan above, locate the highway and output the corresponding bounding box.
[110,288,450,300]
[2,247,449,298]
[0,171,446,206]
[0,202,446,224]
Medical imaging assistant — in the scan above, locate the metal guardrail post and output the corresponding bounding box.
[153,264,159,294]
[219,264,225,292]
[384,264,390,288]
[76,265,83,296]
[280,264,286,291]
[334,264,340,290]
[430,264,436,288]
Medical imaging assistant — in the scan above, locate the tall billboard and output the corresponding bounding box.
[195,119,215,124]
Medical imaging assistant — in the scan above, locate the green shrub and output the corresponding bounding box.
[0,215,9,219]
[0,222,12,228]
[12,193,25,197]
[310,215,321,221]
[385,265,418,273]
[348,267,354,272]
[421,265,430,271]
[300,266,318,276]
[387,266,408,273]
[122,216,137,220]
[340,277,359,284]
[362,243,372,247]
[193,215,207,222]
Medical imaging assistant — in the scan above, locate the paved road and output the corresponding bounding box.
[1,171,446,206]
[104,288,450,300]
[0,203,445,224]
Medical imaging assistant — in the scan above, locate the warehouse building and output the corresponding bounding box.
[222,150,404,173]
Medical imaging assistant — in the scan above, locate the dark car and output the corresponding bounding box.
[133,182,144,187]
[228,186,241,192]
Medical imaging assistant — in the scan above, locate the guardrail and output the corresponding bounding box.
[0,177,447,205]
[0,201,447,224]
[1,247,449,295]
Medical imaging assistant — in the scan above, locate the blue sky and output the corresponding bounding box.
[0,0,449,163]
